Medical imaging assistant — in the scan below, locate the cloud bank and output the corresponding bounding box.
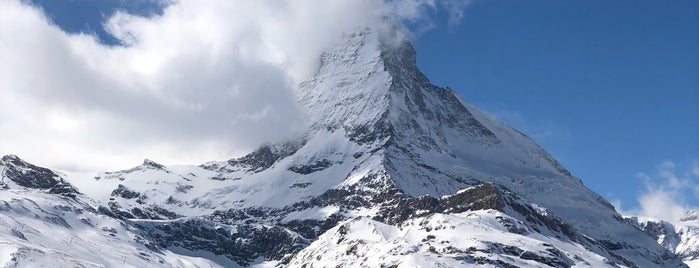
[0,0,469,171]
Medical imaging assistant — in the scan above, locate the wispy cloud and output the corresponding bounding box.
[615,160,699,224]
[484,109,571,141]
[440,0,472,28]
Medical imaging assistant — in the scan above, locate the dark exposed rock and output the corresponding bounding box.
[139,218,308,266]
[441,183,505,213]
[281,217,343,242]
[346,112,393,145]
[111,184,141,199]
[222,140,306,174]
[134,206,182,220]
[290,182,313,189]
[209,176,241,181]
[632,218,681,251]
[97,205,119,219]
[373,183,505,225]
[232,146,279,172]
[80,218,93,227]
[108,201,135,219]
[289,159,333,174]
[600,240,626,251]
[496,216,528,234]
[508,201,576,241]
[11,229,27,240]
[175,183,193,193]
[442,241,575,267]
[380,41,500,148]
[0,155,81,198]
[102,226,118,234]
[48,182,80,198]
[142,159,166,170]
[519,248,573,268]
[1,155,61,189]
[45,215,71,229]
[105,198,181,220]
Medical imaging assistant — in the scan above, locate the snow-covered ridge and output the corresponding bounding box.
[628,212,699,267]
[0,154,79,197]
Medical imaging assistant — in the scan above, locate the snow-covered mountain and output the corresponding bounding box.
[0,30,689,267]
[628,211,699,267]
[0,155,242,267]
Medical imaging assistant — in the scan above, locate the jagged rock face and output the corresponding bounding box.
[112,184,142,199]
[137,218,309,266]
[637,218,682,251]
[1,155,61,189]
[0,155,79,197]
[631,213,699,266]
[373,183,506,225]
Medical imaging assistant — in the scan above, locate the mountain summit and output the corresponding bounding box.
[0,31,689,267]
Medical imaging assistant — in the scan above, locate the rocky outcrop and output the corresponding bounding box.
[1,155,62,189]
[137,218,308,266]
[0,155,79,198]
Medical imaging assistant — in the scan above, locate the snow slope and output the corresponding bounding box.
[0,158,246,267]
[289,212,611,268]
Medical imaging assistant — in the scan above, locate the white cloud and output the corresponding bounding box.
[440,0,472,28]
[636,187,688,225]
[610,199,624,213]
[484,108,571,141]
[0,0,470,171]
[621,160,699,224]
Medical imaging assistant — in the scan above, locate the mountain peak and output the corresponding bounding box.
[298,29,570,184]
[1,154,38,171]
[1,154,22,164]
[142,158,165,169]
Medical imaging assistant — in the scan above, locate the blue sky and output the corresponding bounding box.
[16,0,699,215]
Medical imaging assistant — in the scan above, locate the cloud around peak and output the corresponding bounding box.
[0,0,471,171]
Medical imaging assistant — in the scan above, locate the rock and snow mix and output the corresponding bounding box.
[629,212,699,267]
[290,212,611,268]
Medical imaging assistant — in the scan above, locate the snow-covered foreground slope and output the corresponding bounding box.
[0,186,243,267]
[0,155,264,267]
[290,212,610,268]
[0,29,689,267]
